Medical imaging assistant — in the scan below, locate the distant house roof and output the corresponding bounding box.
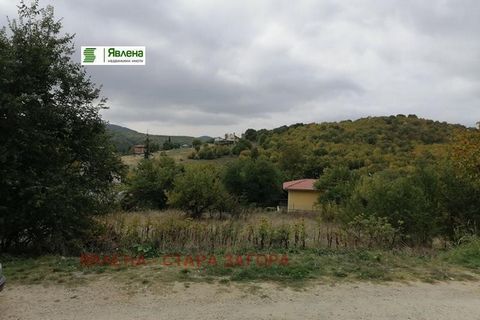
[133,145,146,155]
[283,179,317,191]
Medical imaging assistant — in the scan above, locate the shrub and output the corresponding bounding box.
[443,236,480,269]
[347,214,398,248]
[346,171,437,244]
[168,165,234,218]
[222,158,283,206]
[122,156,181,210]
[315,166,359,205]
[231,139,252,155]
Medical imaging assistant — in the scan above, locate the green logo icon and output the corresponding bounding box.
[83,48,96,63]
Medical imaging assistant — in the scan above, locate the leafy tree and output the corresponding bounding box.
[123,156,181,210]
[437,162,480,238]
[197,144,215,159]
[163,137,174,150]
[315,166,359,205]
[450,129,480,180]
[347,171,438,244]
[250,146,260,159]
[144,133,151,159]
[244,128,257,141]
[168,165,233,218]
[149,142,160,153]
[0,1,124,252]
[278,142,307,180]
[231,138,252,155]
[192,138,202,152]
[222,158,283,206]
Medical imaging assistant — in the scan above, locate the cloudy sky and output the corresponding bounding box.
[1,0,479,136]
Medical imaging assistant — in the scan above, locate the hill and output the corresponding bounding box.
[106,124,211,154]
[245,114,471,179]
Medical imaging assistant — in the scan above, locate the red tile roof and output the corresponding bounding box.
[283,179,317,191]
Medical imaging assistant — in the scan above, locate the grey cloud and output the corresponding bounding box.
[0,0,479,135]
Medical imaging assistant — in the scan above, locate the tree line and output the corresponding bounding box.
[121,156,284,218]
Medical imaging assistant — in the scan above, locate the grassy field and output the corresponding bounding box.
[3,210,480,288]
[2,244,479,289]
[93,210,450,254]
[121,148,237,168]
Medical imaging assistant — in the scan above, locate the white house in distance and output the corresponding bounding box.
[214,133,240,145]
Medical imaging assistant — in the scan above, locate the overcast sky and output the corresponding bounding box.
[1,0,479,136]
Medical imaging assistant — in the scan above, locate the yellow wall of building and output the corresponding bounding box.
[287,190,321,212]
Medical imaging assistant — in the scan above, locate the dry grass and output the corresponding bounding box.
[97,210,309,253]
[4,212,479,287]
[121,148,236,168]
[94,210,408,254]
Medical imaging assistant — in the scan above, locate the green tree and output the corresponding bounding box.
[123,156,181,210]
[278,142,307,180]
[450,130,480,180]
[231,138,252,155]
[192,138,202,152]
[168,165,233,218]
[244,128,257,141]
[0,1,124,252]
[222,158,283,206]
[163,137,174,150]
[315,166,359,205]
[197,144,216,159]
[436,163,480,238]
[144,133,151,159]
[347,171,438,244]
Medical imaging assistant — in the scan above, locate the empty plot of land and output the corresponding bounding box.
[1,280,480,320]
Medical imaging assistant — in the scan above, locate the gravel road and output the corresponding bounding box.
[1,280,480,319]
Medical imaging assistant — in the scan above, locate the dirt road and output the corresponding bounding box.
[1,280,480,320]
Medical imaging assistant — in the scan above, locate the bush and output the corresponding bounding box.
[347,214,398,248]
[122,156,181,210]
[168,165,235,218]
[222,158,283,206]
[346,171,437,244]
[443,236,480,269]
[437,162,480,239]
[193,144,231,160]
[231,139,252,155]
[315,166,359,205]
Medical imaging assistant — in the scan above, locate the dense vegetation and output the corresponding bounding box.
[120,116,480,248]
[247,115,465,179]
[239,117,479,245]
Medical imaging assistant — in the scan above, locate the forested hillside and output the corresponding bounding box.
[107,124,211,154]
[246,115,469,180]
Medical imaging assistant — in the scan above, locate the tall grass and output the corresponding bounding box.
[92,210,401,254]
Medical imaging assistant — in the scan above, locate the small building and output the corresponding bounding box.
[133,144,146,155]
[214,133,240,145]
[282,179,320,212]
